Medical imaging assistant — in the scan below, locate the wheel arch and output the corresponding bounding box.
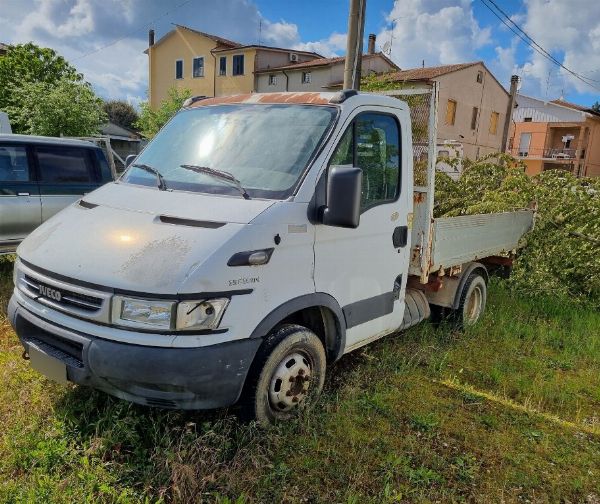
[249,293,346,362]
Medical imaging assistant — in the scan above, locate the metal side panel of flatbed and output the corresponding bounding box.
[429,209,535,272]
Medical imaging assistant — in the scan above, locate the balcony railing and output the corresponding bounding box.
[507,147,581,160]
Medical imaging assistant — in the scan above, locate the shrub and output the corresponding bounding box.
[435,154,600,306]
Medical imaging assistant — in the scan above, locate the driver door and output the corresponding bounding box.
[314,108,411,352]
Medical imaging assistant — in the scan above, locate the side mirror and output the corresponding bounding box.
[125,154,137,168]
[321,165,362,228]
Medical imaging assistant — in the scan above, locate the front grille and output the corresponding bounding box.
[22,274,103,313]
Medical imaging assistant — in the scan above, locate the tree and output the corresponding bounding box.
[0,42,104,136]
[135,87,192,138]
[8,78,106,137]
[591,101,600,113]
[103,100,139,130]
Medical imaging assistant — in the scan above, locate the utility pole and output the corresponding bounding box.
[502,75,519,153]
[343,0,366,90]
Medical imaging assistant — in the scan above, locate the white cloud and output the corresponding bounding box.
[376,0,491,69]
[510,0,600,98]
[293,33,347,57]
[260,18,346,57]
[261,19,300,47]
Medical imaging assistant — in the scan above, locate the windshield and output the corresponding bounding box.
[121,104,337,199]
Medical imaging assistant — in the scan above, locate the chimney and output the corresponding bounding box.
[501,75,520,153]
[148,29,155,47]
[367,33,376,54]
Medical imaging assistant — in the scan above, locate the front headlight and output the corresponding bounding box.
[111,296,229,331]
[176,299,229,330]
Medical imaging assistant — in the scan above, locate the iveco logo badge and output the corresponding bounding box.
[39,284,62,302]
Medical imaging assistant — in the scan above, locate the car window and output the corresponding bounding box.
[36,146,95,183]
[328,113,401,211]
[0,145,30,182]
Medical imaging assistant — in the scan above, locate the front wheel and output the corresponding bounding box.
[241,324,326,425]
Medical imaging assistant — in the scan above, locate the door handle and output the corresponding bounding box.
[392,226,408,248]
[17,192,30,196]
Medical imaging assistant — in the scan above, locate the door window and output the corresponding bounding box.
[0,145,30,182]
[36,146,96,183]
[329,113,401,211]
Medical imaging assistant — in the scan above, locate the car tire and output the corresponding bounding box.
[452,272,487,329]
[241,324,326,425]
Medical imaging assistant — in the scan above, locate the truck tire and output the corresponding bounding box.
[453,272,487,328]
[241,324,326,425]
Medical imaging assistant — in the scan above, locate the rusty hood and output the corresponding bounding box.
[17,183,275,293]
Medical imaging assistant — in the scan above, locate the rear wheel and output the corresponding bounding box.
[241,324,326,425]
[453,272,487,328]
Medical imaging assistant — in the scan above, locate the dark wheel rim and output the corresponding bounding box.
[268,351,313,412]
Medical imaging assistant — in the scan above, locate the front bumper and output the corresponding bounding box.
[9,295,261,410]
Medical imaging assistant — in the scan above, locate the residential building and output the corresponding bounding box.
[374,61,510,160]
[145,25,320,108]
[507,94,600,177]
[255,36,398,92]
[0,43,8,57]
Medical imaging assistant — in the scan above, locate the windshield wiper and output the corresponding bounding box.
[180,164,251,200]
[132,163,168,191]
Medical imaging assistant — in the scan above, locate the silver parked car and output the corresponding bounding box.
[0,135,114,254]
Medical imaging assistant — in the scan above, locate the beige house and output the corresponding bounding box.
[377,62,510,159]
[255,52,398,93]
[145,25,320,108]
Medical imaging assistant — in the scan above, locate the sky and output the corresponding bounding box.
[1,0,599,108]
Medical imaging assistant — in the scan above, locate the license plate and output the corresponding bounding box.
[29,345,67,384]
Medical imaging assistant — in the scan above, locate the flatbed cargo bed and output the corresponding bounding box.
[429,209,534,272]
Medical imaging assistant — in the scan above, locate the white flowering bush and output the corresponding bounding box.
[435,153,600,307]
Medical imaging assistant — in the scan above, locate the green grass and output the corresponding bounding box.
[1,254,599,502]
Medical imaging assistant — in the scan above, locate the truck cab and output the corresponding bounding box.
[9,92,533,423]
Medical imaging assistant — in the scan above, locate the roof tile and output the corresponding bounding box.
[382,61,482,82]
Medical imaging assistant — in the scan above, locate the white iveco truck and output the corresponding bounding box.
[9,91,534,423]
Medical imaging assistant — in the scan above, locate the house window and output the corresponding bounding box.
[175,59,183,79]
[524,117,532,122]
[219,56,227,76]
[489,111,499,135]
[476,70,483,83]
[471,107,479,130]
[232,55,244,76]
[328,113,401,211]
[302,72,311,84]
[445,99,457,126]
[193,57,204,78]
[268,74,277,86]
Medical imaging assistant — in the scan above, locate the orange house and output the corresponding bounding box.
[507,94,600,177]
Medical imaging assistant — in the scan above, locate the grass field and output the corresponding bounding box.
[1,254,599,503]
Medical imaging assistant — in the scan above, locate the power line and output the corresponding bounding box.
[479,0,600,92]
[71,0,195,62]
[485,0,600,84]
